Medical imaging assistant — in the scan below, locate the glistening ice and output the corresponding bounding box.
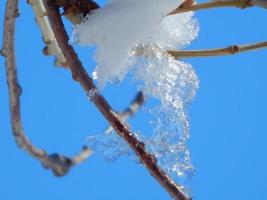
[74,0,199,183]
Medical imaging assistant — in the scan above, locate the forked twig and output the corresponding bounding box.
[42,1,189,199]
[2,0,91,177]
[168,41,267,59]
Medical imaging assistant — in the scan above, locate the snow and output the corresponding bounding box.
[75,0,199,182]
[74,0,190,87]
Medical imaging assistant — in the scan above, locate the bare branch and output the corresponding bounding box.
[72,146,92,165]
[43,1,189,199]
[167,41,267,59]
[41,146,91,176]
[28,0,67,67]
[27,0,99,67]
[169,0,254,15]
[106,91,145,134]
[253,0,267,8]
[2,0,91,177]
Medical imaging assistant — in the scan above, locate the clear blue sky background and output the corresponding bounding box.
[1,1,267,200]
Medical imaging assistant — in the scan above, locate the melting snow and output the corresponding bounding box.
[75,0,199,181]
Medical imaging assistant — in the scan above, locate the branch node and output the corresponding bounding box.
[229,45,240,54]
[0,48,6,57]
[14,8,20,17]
[240,0,254,9]
[42,153,73,177]
[72,73,79,81]
[42,46,49,56]
[17,83,23,96]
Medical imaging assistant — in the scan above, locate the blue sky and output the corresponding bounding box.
[1,1,267,200]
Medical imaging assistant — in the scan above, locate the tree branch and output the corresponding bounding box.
[1,0,91,177]
[169,0,254,15]
[167,41,267,59]
[43,1,189,199]
[28,0,68,67]
[27,0,100,67]
[106,91,145,134]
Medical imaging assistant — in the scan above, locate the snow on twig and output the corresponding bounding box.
[74,0,199,181]
[42,1,190,199]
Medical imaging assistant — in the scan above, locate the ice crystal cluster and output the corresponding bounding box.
[74,0,199,180]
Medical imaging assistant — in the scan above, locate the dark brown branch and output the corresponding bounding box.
[2,0,91,177]
[43,1,189,199]
[106,91,145,134]
[253,0,267,8]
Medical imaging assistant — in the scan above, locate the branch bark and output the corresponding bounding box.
[43,1,189,199]
[169,0,254,15]
[28,0,99,67]
[168,41,267,59]
[2,0,91,177]
[106,91,145,134]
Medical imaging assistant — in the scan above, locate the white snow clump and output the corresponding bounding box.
[74,0,199,181]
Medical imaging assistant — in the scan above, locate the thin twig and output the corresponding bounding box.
[169,0,254,15]
[106,91,145,134]
[43,1,189,199]
[167,41,267,59]
[2,0,91,177]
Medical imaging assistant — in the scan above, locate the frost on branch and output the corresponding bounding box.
[74,0,199,181]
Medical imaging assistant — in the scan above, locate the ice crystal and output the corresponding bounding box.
[86,132,134,162]
[76,0,199,182]
[131,50,199,178]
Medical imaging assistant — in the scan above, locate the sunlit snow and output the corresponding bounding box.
[74,0,199,181]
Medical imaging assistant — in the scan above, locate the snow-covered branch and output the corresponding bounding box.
[42,1,190,199]
[3,0,267,199]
